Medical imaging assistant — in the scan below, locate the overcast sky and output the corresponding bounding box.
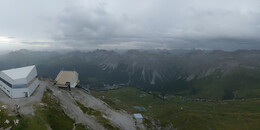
[0,0,260,51]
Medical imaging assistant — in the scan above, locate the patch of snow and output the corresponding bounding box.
[13,119,19,125]
[150,71,162,85]
[186,74,195,81]
[5,126,12,130]
[4,120,10,124]
[1,105,7,109]
[141,68,146,81]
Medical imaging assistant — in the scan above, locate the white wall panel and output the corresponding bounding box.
[12,88,29,98]
[28,78,39,96]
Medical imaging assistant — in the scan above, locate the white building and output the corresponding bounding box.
[133,113,143,123]
[0,65,40,98]
[55,70,79,88]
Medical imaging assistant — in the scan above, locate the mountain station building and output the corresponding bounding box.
[0,65,40,98]
[55,70,79,88]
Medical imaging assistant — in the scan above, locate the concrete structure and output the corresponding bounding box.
[133,113,143,123]
[55,70,79,88]
[0,65,40,98]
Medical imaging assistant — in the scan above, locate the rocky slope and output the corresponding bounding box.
[0,79,138,129]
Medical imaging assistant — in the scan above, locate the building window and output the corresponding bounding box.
[13,84,27,89]
[7,90,10,93]
[0,77,12,88]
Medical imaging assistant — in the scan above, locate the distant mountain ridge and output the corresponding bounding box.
[1,49,260,99]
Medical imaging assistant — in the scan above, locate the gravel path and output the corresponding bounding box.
[70,89,137,130]
[48,82,137,130]
[47,84,105,130]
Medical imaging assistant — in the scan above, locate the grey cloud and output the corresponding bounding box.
[21,41,53,45]
[52,6,145,47]
[1,0,260,50]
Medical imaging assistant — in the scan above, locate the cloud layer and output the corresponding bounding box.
[0,0,260,51]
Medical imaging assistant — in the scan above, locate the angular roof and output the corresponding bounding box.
[55,71,77,85]
[133,113,143,119]
[2,65,35,80]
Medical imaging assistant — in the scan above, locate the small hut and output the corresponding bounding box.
[55,70,79,88]
[133,113,143,123]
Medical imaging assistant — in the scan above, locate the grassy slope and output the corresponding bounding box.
[0,88,87,130]
[36,88,75,130]
[92,87,260,130]
[173,67,260,100]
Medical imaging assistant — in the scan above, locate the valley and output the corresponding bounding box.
[92,87,260,129]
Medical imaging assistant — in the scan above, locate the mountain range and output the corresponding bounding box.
[1,49,260,100]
